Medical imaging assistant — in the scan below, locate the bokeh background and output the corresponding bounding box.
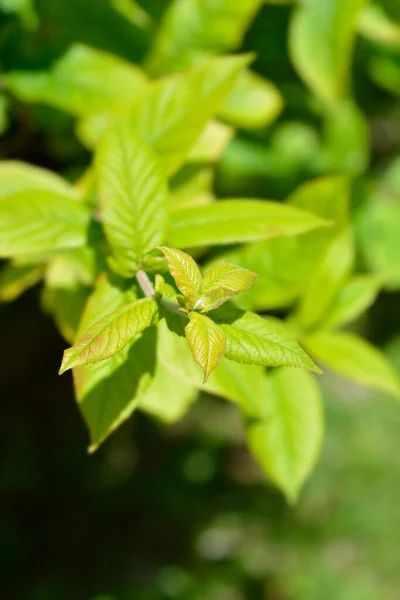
[2,1,400,599]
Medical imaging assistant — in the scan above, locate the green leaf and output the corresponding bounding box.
[321,275,382,331]
[169,199,329,248]
[185,312,227,382]
[0,160,77,199]
[220,70,283,129]
[146,0,263,74]
[359,2,400,46]
[289,0,366,103]
[130,54,251,175]
[296,228,355,331]
[194,260,257,312]
[304,331,400,398]
[0,190,91,258]
[60,297,158,373]
[96,123,168,276]
[0,262,45,303]
[0,94,9,135]
[213,306,319,371]
[247,367,323,503]
[0,0,39,30]
[72,275,156,450]
[188,120,234,164]
[5,43,148,116]
[158,246,202,308]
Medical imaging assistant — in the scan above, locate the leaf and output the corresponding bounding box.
[359,2,400,46]
[220,70,283,129]
[5,43,148,116]
[0,190,91,258]
[213,306,319,371]
[296,228,355,331]
[60,297,158,373]
[169,199,329,248]
[146,0,263,74]
[0,160,77,199]
[321,275,382,331]
[130,54,251,175]
[304,331,400,398]
[194,260,257,312]
[289,0,366,103]
[158,246,202,308]
[247,367,323,502]
[188,120,234,163]
[0,262,45,303]
[72,275,156,450]
[96,123,168,276]
[0,0,38,30]
[185,312,227,382]
[0,94,9,135]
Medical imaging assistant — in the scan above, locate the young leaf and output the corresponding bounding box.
[60,297,158,373]
[72,275,156,450]
[304,331,400,398]
[96,123,168,275]
[185,312,227,382]
[213,306,319,372]
[0,262,45,303]
[194,261,257,312]
[247,367,324,503]
[130,54,251,176]
[289,0,366,103]
[0,160,77,199]
[321,275,382,331]
[296,228,354,331]
[169,200,329,248]
[158,246,202,309]
[0,190,91,258]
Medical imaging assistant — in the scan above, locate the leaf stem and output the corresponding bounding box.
[136,269,155,298]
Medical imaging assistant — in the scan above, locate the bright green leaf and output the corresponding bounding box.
[213,306,319,372]
[194,260,257,312]
[60,297,158,373]
[158,246,202,308]
[247,367,323,502]
[0,160,77,199]
[359,2,400,46]
[130,54,251,175]
[188,120,234,163]
[321,275,382,331]
[0,190,91,258]
[304,331,400,398]
[289,0,366,102]
[0,262,45,303]
[169,199,329,248]
[185,312,227,382]
[96,123,168,276]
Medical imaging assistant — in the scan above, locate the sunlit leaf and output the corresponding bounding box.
[158,246,202,308]
[0,262,45,303]
[0,160,77,199]
[185,311,227,382]
[194,260,257,312]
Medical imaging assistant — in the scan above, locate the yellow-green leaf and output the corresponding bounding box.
[158,246,202,309]
[96,123,168,276]
[194,260,257,312]
[247,367,323,503]
[0,262,45,303]
[304,331,400,398]
[0,160,77,199]
[185,312,227,382]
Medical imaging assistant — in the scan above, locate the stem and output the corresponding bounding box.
[136,269,155,298]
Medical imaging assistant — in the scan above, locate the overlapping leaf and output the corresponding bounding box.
[158,246,202,308]
[185,312,227,381]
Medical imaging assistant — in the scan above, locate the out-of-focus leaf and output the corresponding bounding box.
[0,262,45,303]
[60,297,158,373]
[359,2,400,45]
[195,261,257,312]
[188,121,234,163]
[185,312,227,382]
[169,168,214,211]
[296,228,355,331]
[169,199,329,248]
[0,94,9,135]
[220,70,283,129]
[0,190,91,258]
[72,275,156,450]
[0,0,39,29]
[369,56,400,96]
[5,44,148,116]
[130,54,251,175]
[158,246,202,308]
[147,0,263,74]
[247,367,323,502]
[213,305,319,371]
[289,0,366,103]
[304,331,400,398]
[96,124,168,276]
[111,0,153,30]
[321,275,382,331]
[0,161,77,199]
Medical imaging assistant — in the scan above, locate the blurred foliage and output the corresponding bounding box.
[2,0,400,598]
